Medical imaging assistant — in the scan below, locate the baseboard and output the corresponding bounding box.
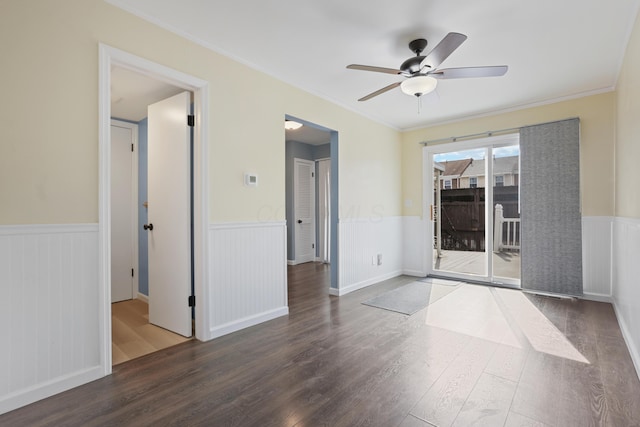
[136,292,149,303]
[402,269,426,277]
[581,292,612,303]
[287,260,295,266]
[0,366,103,415]
[208,306,289,339]
[331,270,403,296]
[612,302,640,382]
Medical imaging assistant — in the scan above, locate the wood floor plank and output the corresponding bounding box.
[409,337,497,426]
[398,414,433,427]
[485,343,528,383]
[510,351,564,426]
[111,298,190,364]
[504,411,551,427]
[597,334,640,424]
[451,373,517,427]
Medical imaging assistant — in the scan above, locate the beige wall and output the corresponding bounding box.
[616,9,640,219]
[0,0,401,225]
[401,92,616,217]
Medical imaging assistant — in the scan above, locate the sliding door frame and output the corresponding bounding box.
[423,133,520,287]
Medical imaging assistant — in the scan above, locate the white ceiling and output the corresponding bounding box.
[111,66,184,121]
[107,0,640,130]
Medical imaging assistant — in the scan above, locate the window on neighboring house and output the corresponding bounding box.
[495,175,504,187]
[444,179,452,189]
[470,177,478,188]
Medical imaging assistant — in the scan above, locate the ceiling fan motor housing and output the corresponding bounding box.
[401,39,430,74]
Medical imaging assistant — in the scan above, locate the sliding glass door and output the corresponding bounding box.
[425,134,520,287]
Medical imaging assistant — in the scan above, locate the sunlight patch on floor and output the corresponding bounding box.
[424,284,521,348]
[496,288,589,363]
[424,283,589,364]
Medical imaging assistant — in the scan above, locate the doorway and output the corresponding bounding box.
[109,76,194,363]
[285,116,338,293]
[425,134,521,288]
[99,44,210,372]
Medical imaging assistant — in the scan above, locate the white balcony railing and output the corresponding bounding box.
[494,204,520,251]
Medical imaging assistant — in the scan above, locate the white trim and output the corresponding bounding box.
[0,366,103,415]
[403,269,426,277]
[423,135,521,287]
[329,270,402,296]
[208,307,289,339]
[613,302,640,381]
[136,292,149,303]
[99,44,211,380]
[0,223,98,235]
[581,292,612,303]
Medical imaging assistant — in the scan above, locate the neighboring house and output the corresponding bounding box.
[438,158,473,189]
[459,155,520,188]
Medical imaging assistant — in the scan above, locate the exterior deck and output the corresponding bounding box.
[434,249,521,280]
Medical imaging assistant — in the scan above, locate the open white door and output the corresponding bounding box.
[294,158,315,264]
[147,91,192,337]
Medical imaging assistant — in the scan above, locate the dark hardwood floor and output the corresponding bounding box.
[2,263,640,426]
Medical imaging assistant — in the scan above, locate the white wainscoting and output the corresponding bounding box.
[335,216,403,296]
[0,224,102,415]
[208,221,288,339]
[402,216,427,277]
[612,217,640,378]
[581,216,613,300]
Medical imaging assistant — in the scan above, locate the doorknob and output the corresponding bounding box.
[143,223,154,231]
[297,220,302,224]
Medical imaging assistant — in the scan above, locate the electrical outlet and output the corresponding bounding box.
[377,253,382,266]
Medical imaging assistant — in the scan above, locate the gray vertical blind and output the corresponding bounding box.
[520,118,583,296]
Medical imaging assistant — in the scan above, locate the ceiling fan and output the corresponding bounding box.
[347,32,508,101]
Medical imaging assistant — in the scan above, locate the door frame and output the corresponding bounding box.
[423,133,520,286]
[110,119,139,302]
[99,44,210,374]
[316,158,331,264]
[293,157,316,264]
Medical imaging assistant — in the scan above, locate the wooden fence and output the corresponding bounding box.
[437,186,520,252]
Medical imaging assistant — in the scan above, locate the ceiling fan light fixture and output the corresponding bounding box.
[400,75,437,97]
[284,120,303,130]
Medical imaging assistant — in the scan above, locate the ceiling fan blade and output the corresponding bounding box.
[347,64,403,75]
[358,81,402,101]
[420,32,467,70]
[430,65,508,79]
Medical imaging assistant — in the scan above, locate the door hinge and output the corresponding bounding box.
[312,243,315,249]
[311,172,314,178]
[188,295,196,307]
[187,115,195,127]
[131,268,134,277]
[131,143,134,152]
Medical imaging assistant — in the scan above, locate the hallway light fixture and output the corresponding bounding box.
[400,75,438,98]
[284,120,303,130]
